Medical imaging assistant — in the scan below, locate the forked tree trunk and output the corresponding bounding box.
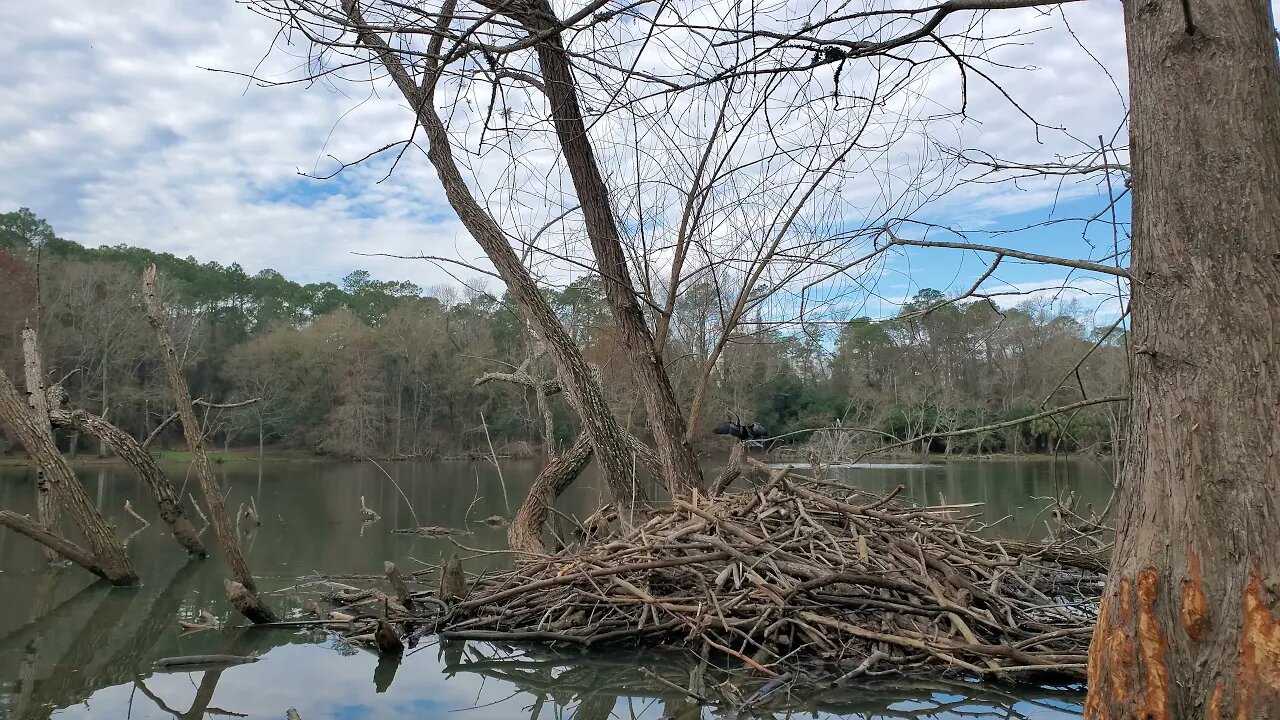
[21,327,60,562]
[142,265,276,622]
[520,6,705,499]
[508,434,593,554]
[1084,0,1280,716]
[0,367,137,584]
[340,0,648,512]
[49,407,207,557]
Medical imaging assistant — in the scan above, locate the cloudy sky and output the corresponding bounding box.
[0,0,1134,322]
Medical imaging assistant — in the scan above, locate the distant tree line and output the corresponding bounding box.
[0,208,1125,459]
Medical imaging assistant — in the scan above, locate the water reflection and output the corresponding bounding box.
[0,458,1107,719]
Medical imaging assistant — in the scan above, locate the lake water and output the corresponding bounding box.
[0,457,1114,719]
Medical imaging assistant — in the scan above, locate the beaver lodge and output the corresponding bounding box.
[303,466,1105,690]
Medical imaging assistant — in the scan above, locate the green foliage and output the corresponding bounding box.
[0,210,1126,460]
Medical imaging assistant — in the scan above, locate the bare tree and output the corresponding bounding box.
[235,0,1280,710]
[143,265,277,622]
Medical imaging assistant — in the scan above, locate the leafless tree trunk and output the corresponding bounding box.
[0,366,137,584]
[49,407,207,557]
[1083,0,1280,715]
[518,1,704,497]
[21,326,59,562]
[508,434,593,554]
[340,0,652,510]
[142,264,276,622]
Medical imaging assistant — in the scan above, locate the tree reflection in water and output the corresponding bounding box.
[438,642,1084,720]
[0,563,1082,720]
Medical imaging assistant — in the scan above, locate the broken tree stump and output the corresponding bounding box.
[439,553,466,604]
[224,579,278,624]
[383,561,414,613]
[374,620,404,656]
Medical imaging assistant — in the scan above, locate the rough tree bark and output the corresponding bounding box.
[0,367,137,584]
[0,510,105,576]
[49,407,207,557]
[517,2,705,498]
[1083,0,1280,716]
[508,434,594,554]
[142,265,276,622]
[341,0,649,511]
[21,326,60,562]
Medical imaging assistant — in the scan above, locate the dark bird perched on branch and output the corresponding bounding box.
[713,416,769,442]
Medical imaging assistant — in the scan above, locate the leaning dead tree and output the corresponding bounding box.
[0,362,138,584]
[0,320,212,577]
[48,403,207,557]
[21,325,60,562]
[143,264,277,622]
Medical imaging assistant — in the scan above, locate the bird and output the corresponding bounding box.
[712,415,770,443]
[360,496,380,521]
[713,419,751,441]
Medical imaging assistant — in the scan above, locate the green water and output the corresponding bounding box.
[0,457,1114,719]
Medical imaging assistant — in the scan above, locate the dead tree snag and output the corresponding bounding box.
[0,366,137,584]
[143,264,276,622]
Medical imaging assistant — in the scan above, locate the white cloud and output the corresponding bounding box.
[0,0,1132,299]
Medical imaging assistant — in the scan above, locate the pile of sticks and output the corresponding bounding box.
[430,472,1103,680]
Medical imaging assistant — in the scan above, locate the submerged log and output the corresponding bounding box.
[153,654,260,672]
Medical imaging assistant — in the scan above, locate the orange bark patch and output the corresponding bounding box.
[1084,570,1171,720]
[1235,569,1280,719]
[1085,576,1135,719]
[1181,549,1209,641]
[1136,568,1171,720]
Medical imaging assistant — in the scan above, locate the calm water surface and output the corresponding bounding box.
[0,457,1114,719]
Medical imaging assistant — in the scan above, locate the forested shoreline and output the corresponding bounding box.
[0,208,1126,461]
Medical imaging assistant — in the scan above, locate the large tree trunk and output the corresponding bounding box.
[1083,1,1280,717]
[21,327,60,562]
[508,434,593,554]
[142,265,276,622]
[520,8,705,499]
[340,0,648,512]
[0,367,137,585]
[49,407,207,557]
